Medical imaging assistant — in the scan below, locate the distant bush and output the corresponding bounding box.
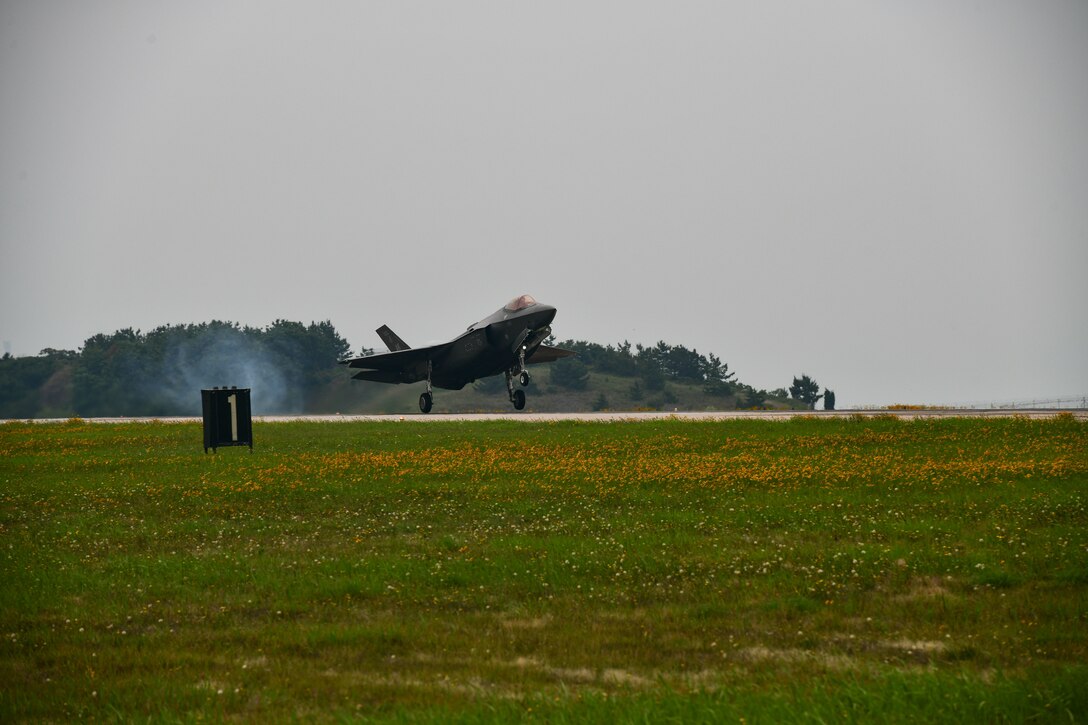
[549,357,590,390]
[473,375,507,394]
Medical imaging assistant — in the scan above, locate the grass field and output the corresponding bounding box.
[2,415,1086,722]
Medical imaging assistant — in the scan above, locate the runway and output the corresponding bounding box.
[7,409,1086,424]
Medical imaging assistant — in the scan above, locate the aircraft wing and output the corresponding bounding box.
[525,345,576,364]
[339,343,453,384]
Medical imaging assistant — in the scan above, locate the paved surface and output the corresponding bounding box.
[7,409,1086,424]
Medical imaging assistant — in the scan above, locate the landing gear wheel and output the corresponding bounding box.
[519,371,530,387]
[419,391,433,414]
[512,389,526,410]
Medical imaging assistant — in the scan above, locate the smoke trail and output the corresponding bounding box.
[145,327,300,414]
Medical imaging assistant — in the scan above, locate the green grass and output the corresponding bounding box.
[1,415,1087,722]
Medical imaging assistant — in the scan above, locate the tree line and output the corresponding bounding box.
[545,340,735,393]
[544,340,834,410]
[0,323,835,417]
[0,321,350,417]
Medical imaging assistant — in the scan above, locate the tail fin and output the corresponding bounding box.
[376,325,410,352]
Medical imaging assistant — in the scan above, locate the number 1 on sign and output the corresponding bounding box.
[227,394,238,441]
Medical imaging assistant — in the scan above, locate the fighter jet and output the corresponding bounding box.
[340,295,574,412]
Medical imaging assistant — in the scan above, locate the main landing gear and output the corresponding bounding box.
[419,360,434,413]
[505,370,527,410]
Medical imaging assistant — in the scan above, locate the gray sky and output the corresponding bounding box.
[2,2,1086,407]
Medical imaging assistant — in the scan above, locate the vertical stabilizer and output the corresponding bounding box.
[376,325,411,352]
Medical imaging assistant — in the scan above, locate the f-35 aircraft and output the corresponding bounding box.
[340,295,574,413]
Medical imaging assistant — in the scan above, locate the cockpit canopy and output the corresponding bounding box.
[504,294,537,312]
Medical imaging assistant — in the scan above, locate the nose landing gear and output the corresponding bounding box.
[515,345,531,388]
[503,345,530,410]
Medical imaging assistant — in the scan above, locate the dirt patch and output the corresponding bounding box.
[548,666,596,683]
[600,668,653,687]
[895,575,955,601]
[506,657,652,687]
[500,615,552,630]
[736,646,856,670]
[510,656,542,669]
[327,671,522,699]
[880,639,946,654]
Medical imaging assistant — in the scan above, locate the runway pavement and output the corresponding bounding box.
[7,409,1086,424]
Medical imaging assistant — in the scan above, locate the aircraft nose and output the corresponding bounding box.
[537,304,557,326]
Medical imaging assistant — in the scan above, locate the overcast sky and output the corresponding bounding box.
[2,2,1085,407]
